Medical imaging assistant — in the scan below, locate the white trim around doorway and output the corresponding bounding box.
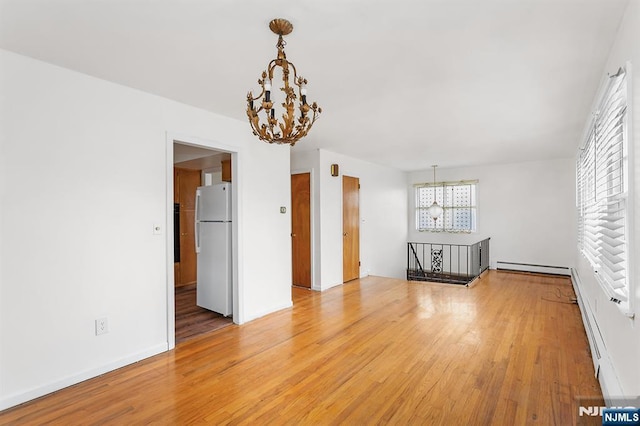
[165,132,243,350]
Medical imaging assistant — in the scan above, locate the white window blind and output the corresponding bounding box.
[576,65,633,317]
[416,181,477,232]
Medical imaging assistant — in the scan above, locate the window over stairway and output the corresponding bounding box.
[415,181,477,233]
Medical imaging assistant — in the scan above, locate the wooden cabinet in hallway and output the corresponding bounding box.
[174,167,201,287]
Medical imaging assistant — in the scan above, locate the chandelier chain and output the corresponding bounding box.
[277,35,287,50]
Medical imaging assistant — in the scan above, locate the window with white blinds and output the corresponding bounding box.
[416,181,477,232]
[576,65,632,316]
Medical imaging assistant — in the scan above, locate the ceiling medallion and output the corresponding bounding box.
[246,18,322,146]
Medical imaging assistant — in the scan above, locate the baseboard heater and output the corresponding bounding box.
[571,268,624,404]
[570,269,601,372]
[496,261,571,276]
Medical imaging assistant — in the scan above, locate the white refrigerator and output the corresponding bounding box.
[195,183,232,316]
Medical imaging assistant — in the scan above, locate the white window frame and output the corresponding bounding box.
[576,62,634,318]
[415,180,478,233]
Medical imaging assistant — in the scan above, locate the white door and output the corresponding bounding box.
[196,184,231,221]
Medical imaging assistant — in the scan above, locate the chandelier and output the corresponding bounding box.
[246,18,322,146]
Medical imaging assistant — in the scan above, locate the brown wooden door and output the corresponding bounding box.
[291,173,311,288]
[343,176,360,282]
[174,167,201,287]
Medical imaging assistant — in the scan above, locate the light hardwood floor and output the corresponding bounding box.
[0,271,602,425]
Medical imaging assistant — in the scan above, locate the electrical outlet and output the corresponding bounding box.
[95,317,108,335]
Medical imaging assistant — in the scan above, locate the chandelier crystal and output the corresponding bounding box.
[246,18,322,146]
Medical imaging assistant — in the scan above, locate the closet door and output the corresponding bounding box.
[343,175,360,282]
[291,173,311,288]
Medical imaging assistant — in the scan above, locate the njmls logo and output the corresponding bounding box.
[601,408,640,425]
[579,406,606,416]
[579,406,640,419]
[577,397,640,424]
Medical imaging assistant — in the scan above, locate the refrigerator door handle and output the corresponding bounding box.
[195,189,201,221]
[195,190,201,253]
[195,221,201,253]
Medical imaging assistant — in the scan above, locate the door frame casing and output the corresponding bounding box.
[291,168,316,290]
[165,132,242,350]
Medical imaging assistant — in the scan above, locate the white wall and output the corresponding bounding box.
[202,169,222,186]
[573,0,640,400]
[0,50,292,409]
[408,158,576,270]
[291,149,408,290]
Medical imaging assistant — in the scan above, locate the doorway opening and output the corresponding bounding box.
[171,141,235,344]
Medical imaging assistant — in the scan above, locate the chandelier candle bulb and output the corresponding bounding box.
[301,82,307,105]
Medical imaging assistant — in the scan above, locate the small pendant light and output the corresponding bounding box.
[427,165,443,220]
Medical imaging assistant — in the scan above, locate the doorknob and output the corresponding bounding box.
[291,233,296,237]
[343,232,348,237]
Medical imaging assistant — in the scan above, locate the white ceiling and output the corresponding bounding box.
[174,143,230,170]
[0,0,629,171]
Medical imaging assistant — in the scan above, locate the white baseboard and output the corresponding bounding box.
[0,343,168,411]
[242,300,293,324]
[496,261,571,276]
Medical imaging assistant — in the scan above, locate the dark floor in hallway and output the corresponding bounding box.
[175,284,233,343]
